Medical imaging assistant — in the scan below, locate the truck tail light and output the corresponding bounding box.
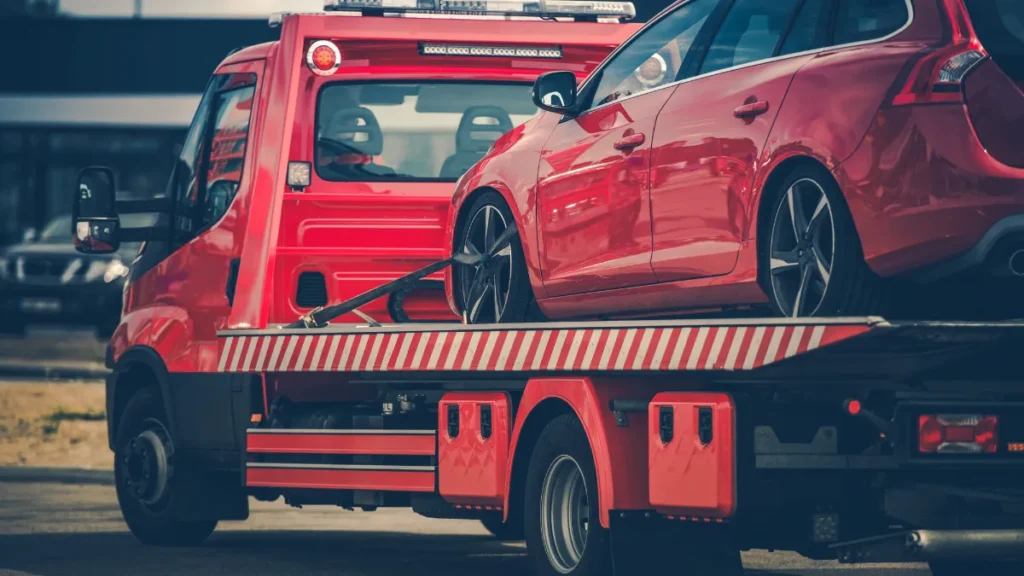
[890,0,986,106]
[918,414,998,454]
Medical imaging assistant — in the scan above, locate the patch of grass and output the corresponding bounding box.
[45,408,106,423]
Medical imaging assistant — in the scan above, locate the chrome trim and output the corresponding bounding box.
[577,0,915,115]
[247,462,436,472]
[247,428,435,435]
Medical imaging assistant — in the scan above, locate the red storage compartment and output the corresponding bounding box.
[649,392,736,518]
[438,392,511,507]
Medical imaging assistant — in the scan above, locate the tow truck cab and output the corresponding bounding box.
[70,0,638,523]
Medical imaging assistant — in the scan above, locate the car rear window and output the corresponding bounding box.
[964,0,1024,82]
[834,0,909,45]
[316,82,538,182]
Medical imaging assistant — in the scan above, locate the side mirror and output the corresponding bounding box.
[532,71,578,116]
[73,166,120,254]
[21,228,37,243]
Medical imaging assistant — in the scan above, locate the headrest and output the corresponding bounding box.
[455,106,513,153]
[324,107,384,156]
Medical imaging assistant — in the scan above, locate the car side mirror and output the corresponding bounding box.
[532,71,578,116]
[73,166,120,254]
[21,227,37,243]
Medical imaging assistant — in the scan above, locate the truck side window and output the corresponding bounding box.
[169,72,256,244]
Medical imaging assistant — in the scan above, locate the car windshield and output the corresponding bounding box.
[39,215,72,244]
[316,82,539,182]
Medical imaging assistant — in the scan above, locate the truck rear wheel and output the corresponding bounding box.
[114,387,217,546]
[525,414,610,576]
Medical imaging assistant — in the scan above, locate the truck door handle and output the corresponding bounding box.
[613,133,645,151]
[734,100,769,118]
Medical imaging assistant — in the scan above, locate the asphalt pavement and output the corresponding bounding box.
[0,480,932,576]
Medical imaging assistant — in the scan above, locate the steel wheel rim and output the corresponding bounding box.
[460,205,513,323]
[769,178,835,317]
[540,455,589,574]
[119,417,174,514]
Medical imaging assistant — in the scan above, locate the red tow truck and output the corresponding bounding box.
[70,1,1024,575]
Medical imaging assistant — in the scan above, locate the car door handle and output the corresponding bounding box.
[734,100,769,118]
[613,133,646,151]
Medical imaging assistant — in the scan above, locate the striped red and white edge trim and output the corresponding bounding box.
[216,324,872,374]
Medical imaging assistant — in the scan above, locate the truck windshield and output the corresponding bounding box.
[316,82,538,182]
[965,0,1024,82]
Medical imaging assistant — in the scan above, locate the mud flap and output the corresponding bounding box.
[173,456,249,522]
[609,513,743,576]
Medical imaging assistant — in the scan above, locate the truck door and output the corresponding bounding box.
[125,61,263,457]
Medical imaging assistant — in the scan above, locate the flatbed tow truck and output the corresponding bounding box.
[68,2,1024,575]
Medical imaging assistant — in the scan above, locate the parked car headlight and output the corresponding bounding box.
[103,259,130,283]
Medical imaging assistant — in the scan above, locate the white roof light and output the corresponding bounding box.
[420,43,563,58]
[323,0,635,21]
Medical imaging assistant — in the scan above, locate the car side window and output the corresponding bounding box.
[201,84,256,229]
[699,0,803,75]
[834,0,909,45]
[778,0,831,56]
[587,0,716,110]
[169,73,256,243]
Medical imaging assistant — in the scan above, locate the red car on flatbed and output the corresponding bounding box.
[447,0,1024,324]
[70,2,1024,576]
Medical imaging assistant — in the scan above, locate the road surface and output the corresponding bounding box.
[0,480,932,576]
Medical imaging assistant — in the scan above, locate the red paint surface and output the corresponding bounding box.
[438,392,511,506]
[246,467,435,492]
[247,433,436,456]
[648,392,736,518]
[505,377,656,528]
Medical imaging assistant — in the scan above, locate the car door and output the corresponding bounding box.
[536,0,718,297]
[648,0,829,282]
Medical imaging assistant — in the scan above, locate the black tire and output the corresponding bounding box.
[929,560,1024,576]
[761,164,888,318]
[454,191,539,324]
[524,415,610,576]
[481,511,525,540]
[114,387,217,546]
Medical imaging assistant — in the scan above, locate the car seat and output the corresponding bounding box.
[439,106,514,179]
[319,106,395,178]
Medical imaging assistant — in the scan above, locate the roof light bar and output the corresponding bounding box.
[323,0,635,21]
[420,43,562,58]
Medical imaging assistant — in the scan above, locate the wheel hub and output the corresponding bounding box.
[540,455,589,574]
[122,428,170,506]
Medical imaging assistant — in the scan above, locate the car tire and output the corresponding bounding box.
[114,387,217,546]
[524,414,611,576]
[455,191,540,324]
[761,165,888,318]
[480,511,524,540]
[929,560,1023,576]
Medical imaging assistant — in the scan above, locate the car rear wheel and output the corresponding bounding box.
[763,166,888,318]
[455,191,538,324]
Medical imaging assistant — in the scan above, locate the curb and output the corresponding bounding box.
[0,466,114,486]
[0,363,109,381]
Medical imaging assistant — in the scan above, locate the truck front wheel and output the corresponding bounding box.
[114,388,217,546]
[525,414,611,576]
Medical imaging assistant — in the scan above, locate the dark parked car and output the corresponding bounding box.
[0,215,137,338]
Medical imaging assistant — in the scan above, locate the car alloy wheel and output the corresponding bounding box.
[460,204,514,323]
[539,454,590,574]
[769,177,836,317]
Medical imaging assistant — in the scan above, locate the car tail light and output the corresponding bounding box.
[307,40,341,76]
[890,0,987,106]
[918,414,998,454]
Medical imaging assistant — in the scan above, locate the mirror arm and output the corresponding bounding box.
[115,198,173,215]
